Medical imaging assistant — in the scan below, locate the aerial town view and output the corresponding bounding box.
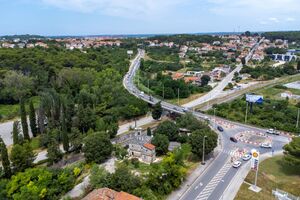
[0,1,300,200]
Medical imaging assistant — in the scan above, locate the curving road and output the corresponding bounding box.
[123,44,289,200]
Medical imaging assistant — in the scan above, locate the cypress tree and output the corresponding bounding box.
[20,99,30,140]
[0,137,12,178]
[12,120,21,145]
[61,108,69,152]
[29,100,38,137]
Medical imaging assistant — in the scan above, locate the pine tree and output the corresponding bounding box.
[0,137,11,178]
[29,100,38,137]
[12,121,22,145]
[20,99,30,140]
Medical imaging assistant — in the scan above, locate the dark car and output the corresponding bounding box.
[217,126,224,132]
[230,137,238,143]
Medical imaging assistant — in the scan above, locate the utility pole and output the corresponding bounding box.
[296,108,300,128]
[245,102,248,123]
[202,136,207,165]
[177,88,180,105]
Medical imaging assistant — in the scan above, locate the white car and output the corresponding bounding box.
[266,129,279,135]
[232,161,242,168]
[242,154,251,161]
[260,143,272,148]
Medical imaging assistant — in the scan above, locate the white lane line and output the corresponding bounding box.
[195,158,232,200]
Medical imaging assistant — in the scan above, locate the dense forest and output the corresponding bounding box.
[0,47,148,121]
[262,31,300,42]
[148,34,221,45]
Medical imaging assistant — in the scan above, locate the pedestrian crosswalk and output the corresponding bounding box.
[195,160,232,200]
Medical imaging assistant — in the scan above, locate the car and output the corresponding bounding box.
[140,91,144,97]
[230,137,238,143]
[232,161,242,168]
[242,153,251,161]
[260,143,272,148]
[182,107,189,112]
[217,126,224,132]
[266,129,279,135]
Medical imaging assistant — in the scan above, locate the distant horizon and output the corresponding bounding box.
[1,30,300,38]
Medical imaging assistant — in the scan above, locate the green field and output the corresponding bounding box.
[235,156,300,200]
[0,96,39,122]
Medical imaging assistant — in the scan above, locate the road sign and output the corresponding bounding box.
[251,149,260,171]
[246,94,263,104]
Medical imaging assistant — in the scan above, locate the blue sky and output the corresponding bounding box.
[0,0,299,36]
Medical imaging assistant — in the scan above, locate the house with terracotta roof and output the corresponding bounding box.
[127,128,156,163]
[82,188,141,200]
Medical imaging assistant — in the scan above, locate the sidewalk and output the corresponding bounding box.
[221,150,284,200]
[167,145,222,200]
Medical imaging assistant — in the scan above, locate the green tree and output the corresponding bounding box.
[109,165,141,194]
[241,57,246,65]
[61,109,69,152]
[297,60,300,71]
[29,100,38,137]
[176,113,207,131]
[0,137,11,178]
[189,130,218,159]
[69,128,83,153]
[77,105,96,133]
[201,75,211,86]
[10,142,35,172]
[90,165,110,189]
[12,120,22,145]
[147,127,152,136]
[47,139,63,165]
[1,70,33,101]
[20,99,30,141]
[114,144,128,160]
[83,132,112,163]
[283,137,300,166]
[151,134,169,155]
[155,120,179,141]
[152,102,163,120]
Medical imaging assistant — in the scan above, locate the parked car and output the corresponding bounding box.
[217,126,224,132]
[230,137,238,143]
[266,129,279,135]
[232,161,242,168]
[260,142,272,148]
[242,153,251,161]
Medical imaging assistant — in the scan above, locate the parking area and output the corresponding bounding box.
[234,130,272,146]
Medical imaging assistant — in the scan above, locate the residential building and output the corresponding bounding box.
[82,188,141,200]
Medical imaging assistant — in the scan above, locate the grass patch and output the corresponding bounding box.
[235,156,300,200]
[0,96,40,122]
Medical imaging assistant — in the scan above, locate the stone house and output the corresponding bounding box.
[127,128,156,163]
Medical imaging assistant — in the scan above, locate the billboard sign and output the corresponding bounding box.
[246,94,263,104]
[251,149,260,171]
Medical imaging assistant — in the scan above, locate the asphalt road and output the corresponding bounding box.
[124,46,290,200]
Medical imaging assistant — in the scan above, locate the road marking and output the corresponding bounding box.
[195,160,232,200]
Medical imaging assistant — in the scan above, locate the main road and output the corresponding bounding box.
[123,41,289,200]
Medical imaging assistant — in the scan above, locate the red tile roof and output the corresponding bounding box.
[144,143,155,150]
[82,188,141,200]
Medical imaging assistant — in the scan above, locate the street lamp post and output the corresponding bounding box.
[202,136,207,165]
[245,101,248,123]
[148,79,150,95]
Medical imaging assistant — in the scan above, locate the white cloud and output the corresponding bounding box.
[268,17,279,23]
[208,0,300,16]
[286,17,295,21]
[41,0,186,18]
